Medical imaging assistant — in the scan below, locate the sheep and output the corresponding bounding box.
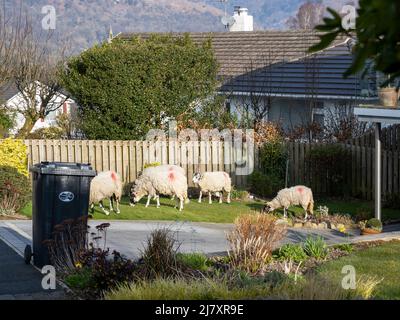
[130,166,189,211]
[89,171,123,215]
[141,164,185,201]
[192,171,232,204]
[263,185,314,220]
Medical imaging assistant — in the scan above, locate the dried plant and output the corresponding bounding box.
[139,228,181,280]
[227,214,286,274]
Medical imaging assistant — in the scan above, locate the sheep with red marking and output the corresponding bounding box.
[263,185,314,219]
[89,171,123,215]
[192,171,232,204]
[130,165,189,211]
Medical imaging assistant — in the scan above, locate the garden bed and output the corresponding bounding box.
[50,215,400,300]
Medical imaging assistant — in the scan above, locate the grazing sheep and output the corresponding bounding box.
[90,171,123,215]
[263,185,314,219]
[192,171,232,204]
[130,166,189,211]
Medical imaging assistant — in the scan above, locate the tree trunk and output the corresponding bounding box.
[16,117,36,138]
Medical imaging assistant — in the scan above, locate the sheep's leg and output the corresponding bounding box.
[304,207,308,220]
[90,203,95,213]
[145,195,152,208]
[198,191,202,203]
[99,201,110,216]
[227,192,231,204]
[179,196,184,211]
[156,195,160,208]
[283,207,287,219]
[219,193,223,204]
[109,197,114,212]
[208,192,212,204]
[115,196,120,214]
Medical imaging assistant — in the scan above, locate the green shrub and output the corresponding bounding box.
[230,187,250,201]
[366,218,383,232]
[303,236,328,260]
[0,166,31,216]
[248,171,283,198]
[275,244,308,263]
[249,141,287,198]
[61,35,218,140]
[355,206,374,222]
[333,243,354,254]
[308,144,350,197]
[176,253,210,272]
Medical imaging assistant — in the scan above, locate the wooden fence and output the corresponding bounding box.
[24,139,255,188]
[287,125,400,201]
[20,124,400,200]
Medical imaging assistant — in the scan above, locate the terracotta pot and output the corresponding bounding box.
[378,87,399,108]
[361,228,382,235]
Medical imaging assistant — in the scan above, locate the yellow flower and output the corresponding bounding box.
[75,262,82,269]
[338,226,347,233]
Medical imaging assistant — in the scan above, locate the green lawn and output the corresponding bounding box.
[20,196,400,223]
[317,241,400,299]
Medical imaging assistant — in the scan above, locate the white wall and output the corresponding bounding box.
[4,85,76,135]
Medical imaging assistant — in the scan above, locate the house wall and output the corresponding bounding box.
[227,95,370,130]
[5,91,76,135]
[228,95,318,129]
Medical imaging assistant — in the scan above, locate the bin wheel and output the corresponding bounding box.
[24,245,32,265]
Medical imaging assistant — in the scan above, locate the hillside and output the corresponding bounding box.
[4,0,356,53]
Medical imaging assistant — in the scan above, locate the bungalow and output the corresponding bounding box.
[119,30,378,130]
[0,82,77,135]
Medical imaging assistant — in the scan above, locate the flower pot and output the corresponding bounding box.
[378,88,399,108]
[361,228,382,235]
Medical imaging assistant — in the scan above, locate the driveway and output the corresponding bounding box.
[2,219,400,260]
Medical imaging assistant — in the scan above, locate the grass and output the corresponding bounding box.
[317,241,400,299]
[105,277,271,300]
[20,196,400,223]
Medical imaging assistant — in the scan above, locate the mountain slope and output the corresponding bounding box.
[4,0,355,53]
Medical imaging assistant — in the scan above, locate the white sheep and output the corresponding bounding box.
[90,171,123,215]
[192,171,232,204]
[263,185,314,219]
[130,166,189,211]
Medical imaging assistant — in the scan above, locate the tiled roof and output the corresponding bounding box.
[0,83,19,103]
[118,31,374,99]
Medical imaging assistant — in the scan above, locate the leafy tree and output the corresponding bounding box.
[61,34,219,140]
[309,0,400,81]
[0,107,14,137]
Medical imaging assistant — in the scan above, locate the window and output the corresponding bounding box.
[312,107,324,126]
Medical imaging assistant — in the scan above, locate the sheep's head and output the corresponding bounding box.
[129,181,146,206]
[192,172,202,184]
[262,202,275,214]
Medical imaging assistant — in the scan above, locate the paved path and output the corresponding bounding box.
[2,220,400,260]
[0,238,65,300]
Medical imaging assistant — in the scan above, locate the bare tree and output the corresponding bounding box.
[0,1,22,91]
[323,101,370,142]
[286,1,325,30]
[4,16,69,137]
[229,48,285,128]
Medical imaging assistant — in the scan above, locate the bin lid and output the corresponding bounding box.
[30,162,97,176]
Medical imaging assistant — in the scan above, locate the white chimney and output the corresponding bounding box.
[229,6,253,32]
